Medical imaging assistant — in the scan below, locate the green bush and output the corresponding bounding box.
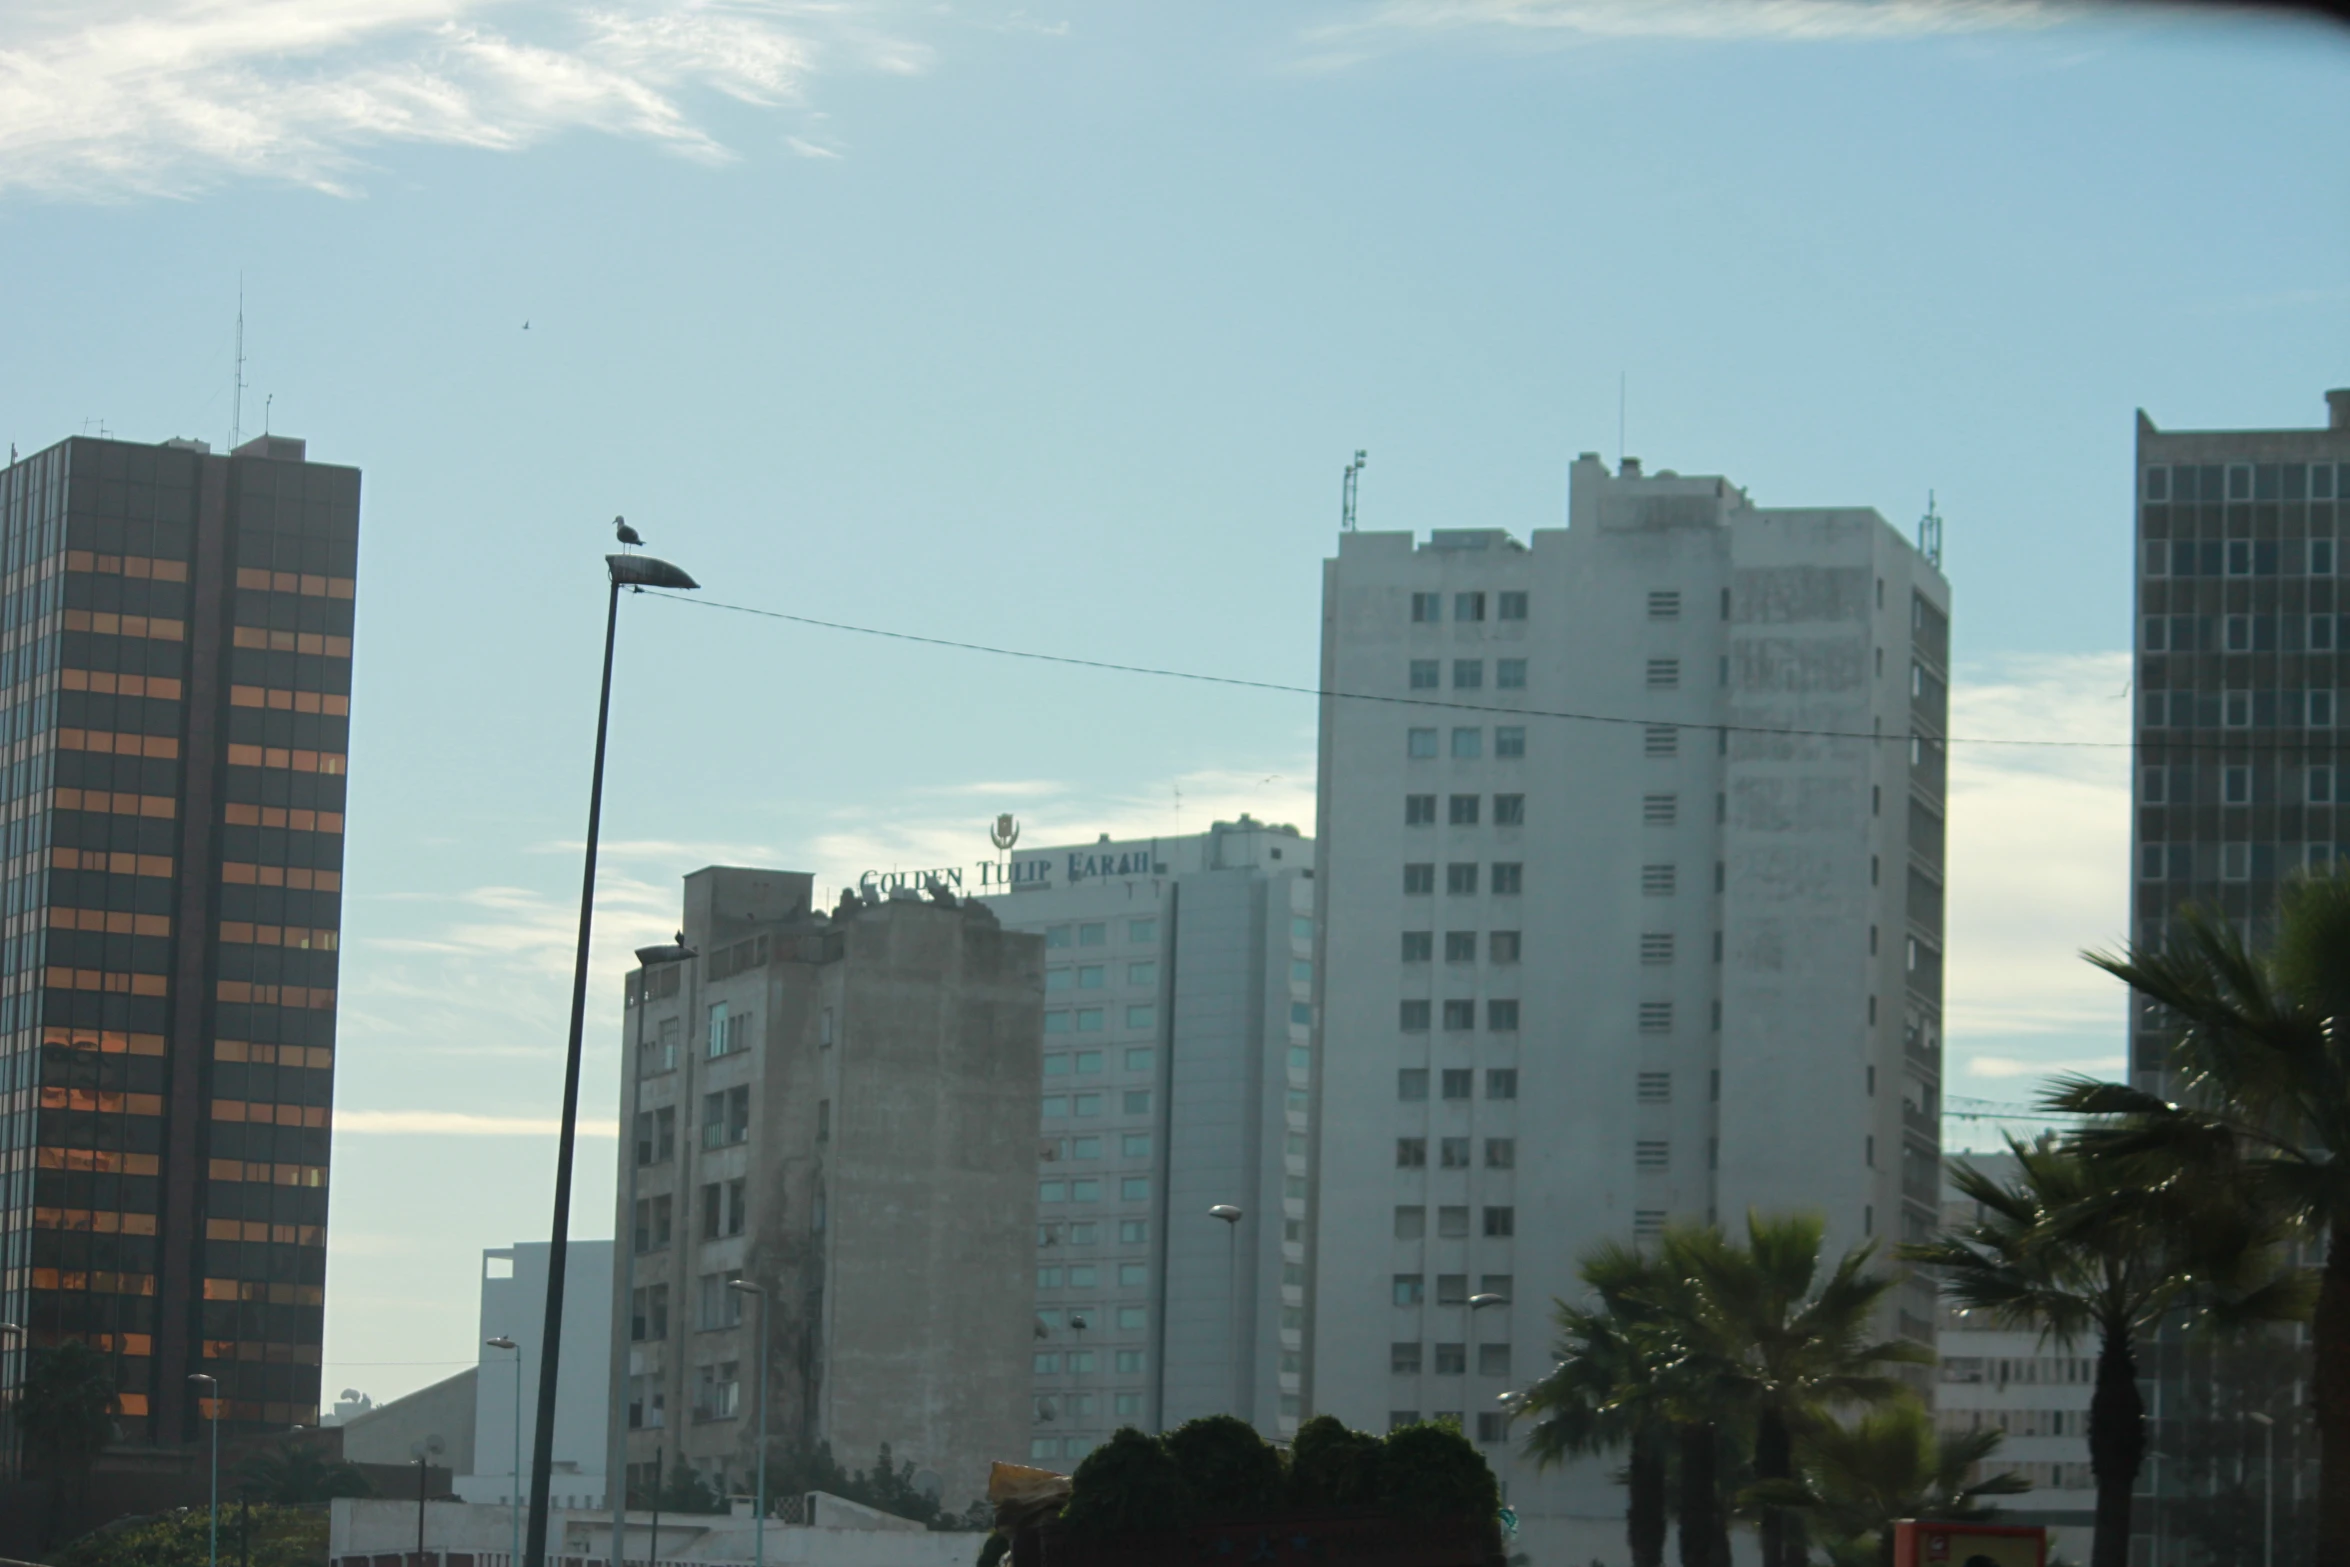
[1056,1427,1194,1538]
[1162,1415,1284,1516]
[57,1505,327,1567]
[1377,1420,1501,1524]
[1286,1415,1382,1509]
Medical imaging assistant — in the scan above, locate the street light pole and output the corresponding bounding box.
[1466,1294,1508,1442]
[524,546,698,1567]
[2247,1411,2274,1567]
[1208,1206,1243,1417]
[728,1281,768,1567]
[487,1338,521,1567]
[187,1373,218,1567]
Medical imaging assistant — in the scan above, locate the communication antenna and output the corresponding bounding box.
[1340,449,1367,531]
[264,393,273,435]
[1917,490,1944,569]
[230,275,247,450]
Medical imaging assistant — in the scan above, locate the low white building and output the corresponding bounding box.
[329,1496,980,1567]
[455,1239,615,1512]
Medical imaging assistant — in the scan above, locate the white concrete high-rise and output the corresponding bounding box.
[1308,454,1951,1560]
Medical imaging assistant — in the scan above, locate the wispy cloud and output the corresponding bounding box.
[1965,1053,2123,1080]
[338,1108,619,1134]
[1300,0,2074,65]
[0,0,929,199]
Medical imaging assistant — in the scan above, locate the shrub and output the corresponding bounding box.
[1162,1415,1284,1517]
[1057,1428,1193,1538]
[1286,1415,1383,1509]
[1378,1420,1501,1523]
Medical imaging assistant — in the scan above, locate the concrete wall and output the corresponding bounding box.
[340,1368,477,1473]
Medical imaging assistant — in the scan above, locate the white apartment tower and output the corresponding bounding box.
[1309,454,1951,1559]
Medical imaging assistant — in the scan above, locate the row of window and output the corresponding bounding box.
[1402,862,1525,895]
[1035,1304,1149,1331]
[2140,689,2338,728]
[2142,763,2338,805]
[1396,1069,1511,1106]
[1409,591,1529,624]
[1394,1201,1516,1238]
[1398,999,1520,1031]
[2145,612,2350,653]
[1045,919,1155,949]
[1401,930,1521,963]
[1047,962,1156,990]
[1036,1262,1148,1289]
[1042,1090,1152,1119]
[1033,1348,1148,1374]
[1409,659,1528,692]
[1044,1047,1156,1075]
[2140,841,2347,881]
[1405,794,1525,827]
[1391,1341,1512,1376]
[2142,537,2339,579]
[1045,1006,1157,1034]
[1396,1139,1515,1172]
[1407,727,1527,760]
[1043,1133,1152,1161]
[1039,1218,1151,1247]
[1391,1267,1515,1304]
[1040,1176,1152,1203]
[2144,461,2345,503]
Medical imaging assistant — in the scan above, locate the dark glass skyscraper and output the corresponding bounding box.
[0,432,357,1452]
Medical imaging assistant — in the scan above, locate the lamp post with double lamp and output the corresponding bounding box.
[1466,1295,1508,1442]
[523,541,699,1567]
[186,1373,219,1567]
[2247,1410,2275,1567]
[1208,1206,1243,1415]
[726,1280,768,1567]
[486,1338,521,1567]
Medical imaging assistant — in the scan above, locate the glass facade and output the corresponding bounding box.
[0,435,357,1451]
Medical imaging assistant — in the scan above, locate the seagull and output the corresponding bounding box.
[522,321,530,330]
[614,516,642,550]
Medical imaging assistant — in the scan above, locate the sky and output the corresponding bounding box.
[1,0,2344,1405]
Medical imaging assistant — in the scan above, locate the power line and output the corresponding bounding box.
[650,591,2185,752]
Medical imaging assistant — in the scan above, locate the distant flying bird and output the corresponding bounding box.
[522,320,530,330]
[614,516,642,549]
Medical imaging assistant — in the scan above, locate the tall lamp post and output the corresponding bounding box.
[487,1338,521,1567]
[1466,1294,1508,1441]
[727,1281,768,1567]
[2247,1410,2274,1567]
[524,541,699,1567]
[1208,1206,1243,1416]
[187,1373,218,1567]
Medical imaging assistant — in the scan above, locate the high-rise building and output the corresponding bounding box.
[1309,454,1949,1560]
[609,868,1040,1512]
[0,433,357,1452]
[978,817,1313,1467]
[460,1240,613,1511]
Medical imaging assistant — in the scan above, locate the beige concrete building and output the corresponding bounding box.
[608,868,1043,1515]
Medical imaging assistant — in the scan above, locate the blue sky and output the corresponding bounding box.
[2,0,2344,1401]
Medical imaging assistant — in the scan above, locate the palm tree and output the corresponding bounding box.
[1750,1398,2028,1567]
[1516,1242,1673,1567]
[18,1339,117,1542]
[2049,870,2350,1559]
[1901,1137,2299,1567]
[1657,1212,1928,1567]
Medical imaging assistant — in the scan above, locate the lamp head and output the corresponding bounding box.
[1208,1204,1243,1223]
[2248,1411,2275,1426]
[607,554,699,591]
[727,1278,765,1296]
[1468,1293,1509,1310]
[635,939,698,966]
[486,1336,518,1350]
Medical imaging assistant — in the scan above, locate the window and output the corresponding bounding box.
[1447,863,1479,895]
[1407,728,1438,758]
[1392,1341,1423,1374]
[1411,592,1441,623]
[1488,795,1526,830]
[1400,1000,1431,1032]
[1495,726,1525,758]
[2143,615,2167,652]
[1402,931,1433,962]
[1496,658,1526,690]
[1647,658,1681,689]
[1045,925,1071,949]
[1121,1176,1150,1200]
[1125,1046,1154,1072]
[1449,794,1480,826]
[1119,1219,1147,1244]
[1441,1068,1473,1100]
[1432,1341,1466,1375]
[630,1284,670,1341]
[1644,724,1677,757]
[1115,1349,1145,1374]
[1442,1000,1476,1031]
[1436,1274,1469,1306]
[1439,1137,1471,1169]
[1116,1306,1146,1329]
[700,1087,749,1149]
[1483,1206,1515,1237]
[1121,1133,1151,1159]
[1637,1071,1672,1103]
[1398,1068,1430,1101]
[1409,659,1440,690]
[693,1362,741,1422]
[1126,1005,1156,1028]
[1451,728,1482,759]
[1490,862,1522,895]
[1438,1206,1470,1238]
[1647,590,1681,620]
[1635,1141,1670,1170]
[1406,793,1436,825]
[697,1270,744,1330]
[2139,766,2166,805]
[1291,915,1315,940]
[1393,1275,1426,1306]
[2224,766,2251,805]
[1404,862,1435,895]
[2228,539,2252,576]
[1486,1069,1518,1100]
[1118,1089,1149,1116]
[643,1017,680,1076]
[1498,591,1527,621]
[1641,864,1677,896]
[1444,930,1477,962]
[1073,1092,1102,1115]
[1045,967,1073,993]
[1130,918,1157,943]
[1076,1010,1104,1032]
[700,1182,723,1239]
[2226,614,2251,651]
[1288,1000,1311,1026]
[2313,691,2337,729]
[1485,1138,1514,1169]
[706,1002,748,1058]
[1077,965,1105,989]
[1474,1412,1508,1443]
[1127,961,1157,986]
[1079,923,1106,946]
[1453,660,1483,690]
[1455,592,1486,622]
[634,1107,676,1166]
[1397,1138,1427,1168]
[1489,930,1520,963]
[1638,1002,1672,1033]
[1643,793,1678,826]
[2315,615,2338,652]
[2223,842,2251,882]
[1043,1095,1068,1119]
[1394,1205,1426,1240]
[2312,767,2335,805]
[1486,999,1519,1031]
[1045,1012,1072,1036]
[633,1195,673,1253]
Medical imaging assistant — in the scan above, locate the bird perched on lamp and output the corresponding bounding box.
[614,516,642,549]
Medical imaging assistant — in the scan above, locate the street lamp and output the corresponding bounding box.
[2247,1411,2274,1567]
[525,543,699,1567]
[411,1435,446,1561]
[727,1281,768,1567]
[1466,1294,1509,1446]
[486,1339,521,1567]
[187,1373,219,1567]
[1208,1206,1243,1416]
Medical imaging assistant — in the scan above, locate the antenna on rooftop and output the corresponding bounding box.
[230,275,247,450]
[1917,491,1944,569]
[1341,449,1367,531]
